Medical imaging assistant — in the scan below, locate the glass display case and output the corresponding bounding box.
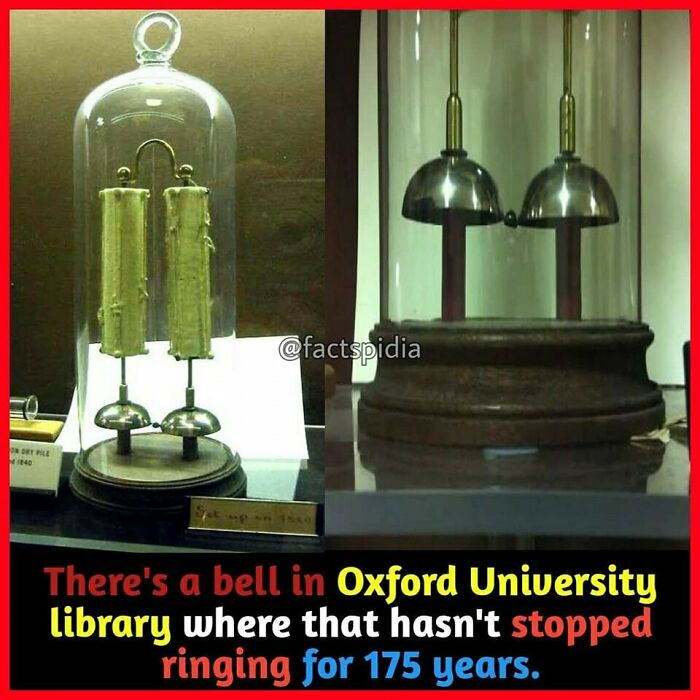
[71,12,244,510]
[359,10,665,446]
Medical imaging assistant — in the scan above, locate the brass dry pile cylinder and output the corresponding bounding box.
[164,186,214,360]
[98,187,150,357]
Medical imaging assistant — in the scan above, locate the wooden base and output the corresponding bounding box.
[359,319,665,446]
[70,432,246,513]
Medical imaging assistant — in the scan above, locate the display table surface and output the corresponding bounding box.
[325,386,689,546]
[10,426,324,553]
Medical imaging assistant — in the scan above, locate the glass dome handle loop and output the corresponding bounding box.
[133,12,181,64]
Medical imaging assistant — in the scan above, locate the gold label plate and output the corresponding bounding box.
[188,496,319,537]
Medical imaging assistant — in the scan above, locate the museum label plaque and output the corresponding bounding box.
[188,497,319,537]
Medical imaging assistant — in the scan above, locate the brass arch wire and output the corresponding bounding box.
[117,138,196,186]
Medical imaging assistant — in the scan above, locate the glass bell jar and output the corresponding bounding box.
[71,11,244,510]
[359,9,665,446]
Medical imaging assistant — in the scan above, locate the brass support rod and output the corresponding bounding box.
[559,10,576,154]
[445,10,463,152]
[563,10,572,95]
[183,359,197,460]
[186,359,195,409]
[118,357,128,404]
[450,10,459,95]
[117,357,131,455]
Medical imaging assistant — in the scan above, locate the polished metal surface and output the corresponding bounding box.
[402,150,502,225]
[402,11,502,226]
[160,405,221,437]
[94,400,151,431]
[518,155,619,228]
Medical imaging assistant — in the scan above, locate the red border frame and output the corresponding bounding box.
[1,3,695,698]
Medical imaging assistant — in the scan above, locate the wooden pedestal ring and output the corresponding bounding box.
[70,432,246,513]
[358,320,665,446]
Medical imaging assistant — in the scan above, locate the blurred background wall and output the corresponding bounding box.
[10,10,325,423]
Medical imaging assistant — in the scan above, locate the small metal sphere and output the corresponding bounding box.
[504,210,519,228]
[178,164,194,179]
[117,166,131,182]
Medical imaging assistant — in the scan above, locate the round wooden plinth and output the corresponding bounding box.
[359,319,665,447]
[70,432,246,513]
